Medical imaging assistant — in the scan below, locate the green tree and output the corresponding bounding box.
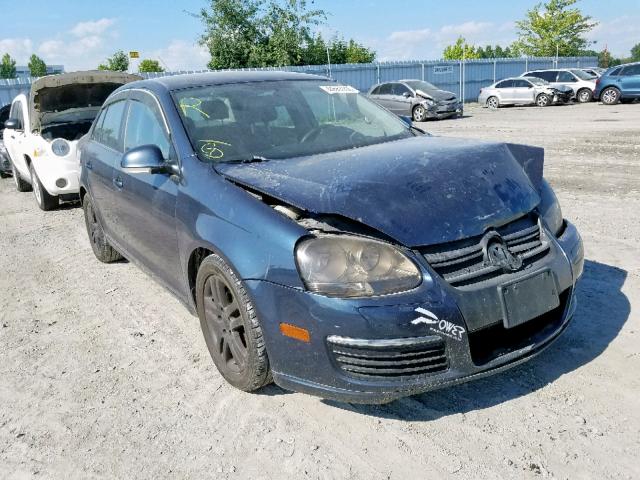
[631,43,640,62]
[512,0,598,57]
[28,54,47,77]
[0,53,17,79]
[138,59,165,73]
[98,50,130,71]
[442,37,481,60]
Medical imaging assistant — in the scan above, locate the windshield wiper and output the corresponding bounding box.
[223,155,270,164]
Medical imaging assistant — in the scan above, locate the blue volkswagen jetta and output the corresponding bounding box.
[79,71,584,404]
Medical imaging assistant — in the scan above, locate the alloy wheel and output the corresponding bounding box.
[86,201,102,248]
[12,164,19,189]
[602,88,619,105]
[202,273,248,376]
[31,168,42,206]
[487,97,499,110]
[413,105,427,122]
[536,94,550,107]
[578,90,592,103]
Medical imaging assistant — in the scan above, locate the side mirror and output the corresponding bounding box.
[121,144,178,175]
[4,118,22,131]
[402,92,412,98]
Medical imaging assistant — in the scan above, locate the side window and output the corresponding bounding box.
[393,84,411,96]
[91,108,107,141]
[370,86,381,95]
[377,83,392,95]
[610,67,622,76]
[513,80,530,88]
[124,99,171,159]
[496,80,513,88]
[557,71,576,82]
[94,100,126,151]
[621,64,640,76]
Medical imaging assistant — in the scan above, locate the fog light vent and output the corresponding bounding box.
[55,178,67,188]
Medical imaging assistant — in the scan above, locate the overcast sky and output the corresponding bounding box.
[0,0,638,71]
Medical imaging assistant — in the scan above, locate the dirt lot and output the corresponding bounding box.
[1,102,638,479]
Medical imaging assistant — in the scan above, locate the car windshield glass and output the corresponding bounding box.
[527,77,548,86]
[172,80,412,163]
[571,69,595,80]
[404,80,439,91]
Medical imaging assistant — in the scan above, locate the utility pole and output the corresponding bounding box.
[326,46,332,79]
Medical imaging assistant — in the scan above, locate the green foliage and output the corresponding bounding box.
[631,43,640,62]
[199,0,375,68]
[28,54,47,77]
[0,53,17,79]
[138,59,165,73]
[98,50,130,72]
[442,37,481,60]
[512,0,598,57]
[476,45,518,59]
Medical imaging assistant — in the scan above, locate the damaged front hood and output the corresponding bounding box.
[29,71,141,131]
[217,136,544,247]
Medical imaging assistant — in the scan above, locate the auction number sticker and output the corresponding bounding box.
[320,85,359,94]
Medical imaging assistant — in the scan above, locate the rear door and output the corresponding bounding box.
[619,64,640,95]
[371,83,394,110]
[495,80,515,103]
[385,83,413,115]
[555,71,578,94]
[110,90,181,293]
[83,98,128,236]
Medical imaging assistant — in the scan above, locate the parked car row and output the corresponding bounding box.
[479,63,640,109]
[1,70,585,403]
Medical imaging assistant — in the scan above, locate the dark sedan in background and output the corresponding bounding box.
[79,71,583,404]
[0,104,12,177]
[367,79,462,121]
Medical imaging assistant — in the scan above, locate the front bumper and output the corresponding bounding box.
[31,153,80,196]
[426,101,463,119]
[247,221,584,404]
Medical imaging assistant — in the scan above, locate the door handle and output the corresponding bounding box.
[85,160,93,170]
[10,135,15,139]
[113,177,123,189]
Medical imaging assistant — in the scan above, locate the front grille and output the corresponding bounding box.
[468,289,570,366]
[327,336,448,379]
[420,214,550,287]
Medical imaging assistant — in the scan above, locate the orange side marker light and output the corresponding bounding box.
[279,323,310,343]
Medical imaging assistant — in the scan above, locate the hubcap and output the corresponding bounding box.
[31,169,42,205]
[414,106,426,121]
[603,90,617,104]
[203,274,248,375]
[488,98,498,109]
[538,95,548,106]
[579,91,590,102]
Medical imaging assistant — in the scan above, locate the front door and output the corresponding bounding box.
[620,64,640,95]
[111,91,182,295]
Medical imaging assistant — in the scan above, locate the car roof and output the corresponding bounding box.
[124,71,330,92]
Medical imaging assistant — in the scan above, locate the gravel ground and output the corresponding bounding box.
[1,102,638,479]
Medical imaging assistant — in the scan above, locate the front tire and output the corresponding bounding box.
[30,163,58,211]
[83,195,123,263]
[486,96,499,110]
[196,254,271,392]
[412,104,428,122]
[601,87,621,105]
[536,93,551,107]
[12,161,32,192]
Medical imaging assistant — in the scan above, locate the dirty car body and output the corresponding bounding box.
[79,72,584,404]
[0,104,11,176]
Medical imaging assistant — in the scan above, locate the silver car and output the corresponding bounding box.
[478,77,571,109]
[367,80,462,121]
[521,69,596,103]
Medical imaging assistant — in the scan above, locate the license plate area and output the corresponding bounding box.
[500,270,560,329]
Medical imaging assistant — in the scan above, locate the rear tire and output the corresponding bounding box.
[83,195,123,263]
[30,163,58,211]
[601,87,621,105]
[536,93,551,107]
[196,253,271,392]
[486,96,499,110]
[12,161,32,192]
[576,88,593,103]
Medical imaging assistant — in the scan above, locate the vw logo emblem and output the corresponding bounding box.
[482,232,523,272]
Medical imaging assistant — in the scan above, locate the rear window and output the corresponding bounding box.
[621,64,640,76]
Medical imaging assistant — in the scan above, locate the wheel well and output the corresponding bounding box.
[187,247,214,304]
[79,187,87,203]
[24,155,32,168]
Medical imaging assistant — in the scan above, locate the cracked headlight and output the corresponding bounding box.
[295,235,422,297]
[51,138,70,157]
[539,180,564,236]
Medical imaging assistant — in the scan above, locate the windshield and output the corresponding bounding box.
[404,80,439,91]
[527,77,549,86]
[571,69,595,80]
[172,80,412,163]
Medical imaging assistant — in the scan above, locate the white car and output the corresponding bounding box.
[3,71,140,210]
[521,69,597,103]
[478,77,573,109]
